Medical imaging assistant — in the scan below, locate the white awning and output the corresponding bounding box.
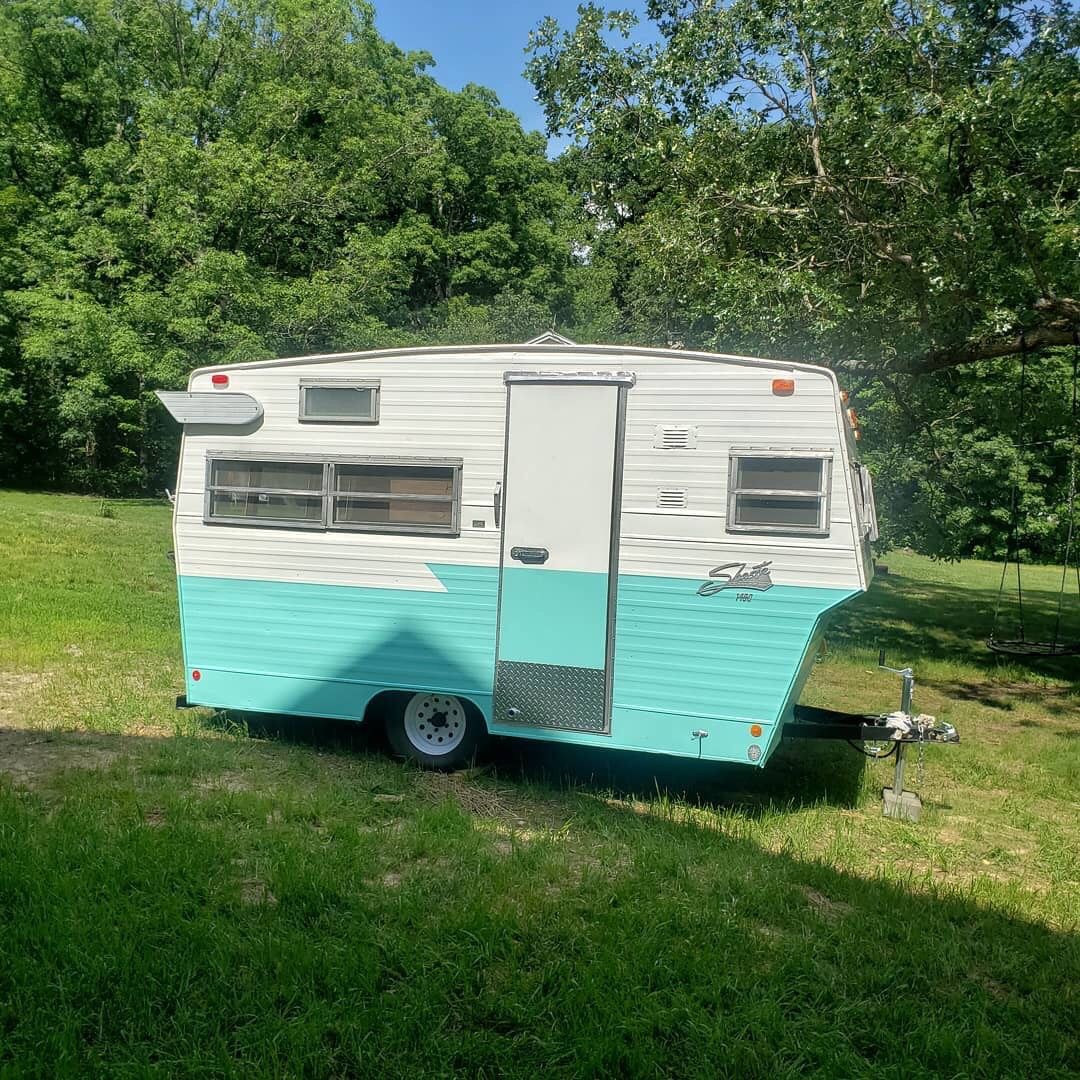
[155,391,263,426]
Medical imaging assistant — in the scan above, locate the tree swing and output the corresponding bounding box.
[988,333,1080,657]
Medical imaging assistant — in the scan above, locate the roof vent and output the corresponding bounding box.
[525,331,577,346]
[656,488,688,509]
[654,425,698,450]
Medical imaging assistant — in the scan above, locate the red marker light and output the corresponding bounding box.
[772,378,795,396]
[211,374,229,388]
[191,669,201,681]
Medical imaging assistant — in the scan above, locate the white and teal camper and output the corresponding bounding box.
[158,336,889,771]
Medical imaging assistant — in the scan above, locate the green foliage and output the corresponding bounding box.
[856,352,1080,560]
[0,0,609,494]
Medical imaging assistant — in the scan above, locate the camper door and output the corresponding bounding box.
[493,371,633,732]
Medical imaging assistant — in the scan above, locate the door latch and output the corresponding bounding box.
[510,546,549,564]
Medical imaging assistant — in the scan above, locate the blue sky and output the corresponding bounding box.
[373,1,652,152]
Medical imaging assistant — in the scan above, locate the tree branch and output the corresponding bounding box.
[838,307,1079,375]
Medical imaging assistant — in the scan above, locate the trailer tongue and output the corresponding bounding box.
[782,651,959,822]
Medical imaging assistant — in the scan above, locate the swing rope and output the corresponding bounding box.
[988,330,1080,658]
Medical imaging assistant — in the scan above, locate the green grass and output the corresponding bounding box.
[1,490,1077,1077]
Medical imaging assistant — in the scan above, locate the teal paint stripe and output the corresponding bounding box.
[177,568,860,761]
[612,577,857,726]
[497,567,608,668]
[179,565,499,712]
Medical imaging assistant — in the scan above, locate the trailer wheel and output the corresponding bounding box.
[385,692,486,770]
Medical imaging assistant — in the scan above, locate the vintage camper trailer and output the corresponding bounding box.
[158,337,885,771]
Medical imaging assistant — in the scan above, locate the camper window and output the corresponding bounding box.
[299,379,379,423]
[329,460,460,536]
[727,452,831,535]
[206,458,325,527]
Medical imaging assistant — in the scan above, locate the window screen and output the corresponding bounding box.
[299,380,379,423]
[206,459,325,526]
[727,452,831,535]
[331,463,458,533]
[205,455,461,535]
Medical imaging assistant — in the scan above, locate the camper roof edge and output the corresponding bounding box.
[185,343,837,386]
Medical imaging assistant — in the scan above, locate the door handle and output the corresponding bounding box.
[494,482,501,527]
[510,546,549,564]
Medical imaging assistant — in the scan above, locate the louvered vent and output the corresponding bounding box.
[654,425,698,449]
[656,488,688,509]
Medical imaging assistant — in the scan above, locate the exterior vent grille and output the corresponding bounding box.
[657,488,688,509]
[654,425,698,449]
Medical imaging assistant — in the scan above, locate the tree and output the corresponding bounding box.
[528,0,1080,375]
[0,0,581,493]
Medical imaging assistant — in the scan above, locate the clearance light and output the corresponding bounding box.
[772,378,795,396]
[211,374,229,388]
[750,724,763,738]
[191,669,201,681]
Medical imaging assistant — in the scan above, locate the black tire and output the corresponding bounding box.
[383,691,487,770]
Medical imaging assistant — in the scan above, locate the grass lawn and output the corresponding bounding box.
[1,490,1077,1077]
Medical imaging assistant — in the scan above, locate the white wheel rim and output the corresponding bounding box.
[403,693,467,756]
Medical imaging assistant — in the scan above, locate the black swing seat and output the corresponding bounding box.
[987,637,1080,658]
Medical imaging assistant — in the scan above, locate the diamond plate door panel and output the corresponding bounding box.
[493,660,608,733]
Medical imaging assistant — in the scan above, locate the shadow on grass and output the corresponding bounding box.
[0,723,1076,1075]
[829,571,1080,684]
[485,732,868,814]
[206,707,868,814]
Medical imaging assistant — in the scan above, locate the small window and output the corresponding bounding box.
[206,458,325,527]
[299,379,379,423]
[330,461,460,535]
[728,451,831,535]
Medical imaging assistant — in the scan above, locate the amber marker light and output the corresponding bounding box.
[772,378,795,396]
[750,724,763,738]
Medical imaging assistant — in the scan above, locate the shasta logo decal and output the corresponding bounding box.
[697,561,774,596]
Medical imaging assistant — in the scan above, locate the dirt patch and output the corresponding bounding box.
[359,819,406,836]
[0,728,125,789]
[797,884,854,919]
[143,806,167,828]
[421,770,528,824]
[0,672,49,722]
[195,771,252,794]
[239,878,277,907]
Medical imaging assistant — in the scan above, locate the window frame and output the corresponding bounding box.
[726,449,833,537]
[852,461,880,542]
[204,453,329,531]
[328,456,462,537]
[298,378,380,424]
[202,451,462,537]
